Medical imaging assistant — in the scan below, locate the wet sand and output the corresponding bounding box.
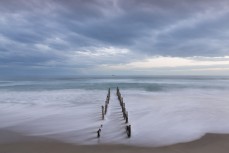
[1,130,229,153]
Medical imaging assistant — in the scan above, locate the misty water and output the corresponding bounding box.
[0,76,229,146]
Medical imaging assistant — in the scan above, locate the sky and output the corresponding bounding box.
[0,0,229,76]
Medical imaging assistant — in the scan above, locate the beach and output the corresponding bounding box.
[1,0,229,151]
[1,76,229,150]
[1,130,229,153]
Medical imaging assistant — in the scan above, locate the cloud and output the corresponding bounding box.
[0,0,229,75]
[97,56,229,75]
[101,56,229,69]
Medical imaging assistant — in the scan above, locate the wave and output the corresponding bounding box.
[0,76,229,92]
[0,87,229,146]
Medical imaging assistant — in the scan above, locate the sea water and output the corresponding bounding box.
[0,76,229,146]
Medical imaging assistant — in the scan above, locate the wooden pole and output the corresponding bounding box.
[125,111,128,123]
[126,125,131,138]
[123,107,126,119]
[102,105,104,120]
[105,104,108,114]
[97,128,101,138]
[128,125,131,137]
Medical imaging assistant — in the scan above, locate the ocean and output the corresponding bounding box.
[0,75,229,146]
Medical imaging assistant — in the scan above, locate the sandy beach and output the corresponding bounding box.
[1,0,229,150]
[1,130,229,153]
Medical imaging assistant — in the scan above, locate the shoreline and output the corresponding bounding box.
[1,130,229,153]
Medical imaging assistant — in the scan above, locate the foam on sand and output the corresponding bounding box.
[1,87,229,146]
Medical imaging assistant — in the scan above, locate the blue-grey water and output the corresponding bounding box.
[0,75,229,146]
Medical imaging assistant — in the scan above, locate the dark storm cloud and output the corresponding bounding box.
[0,0,229,75]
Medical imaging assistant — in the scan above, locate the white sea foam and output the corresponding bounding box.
[123,89,229,146]
[0,87,229,146]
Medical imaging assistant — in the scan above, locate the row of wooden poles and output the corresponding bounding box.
[116,87,131,138]
[97,87,131,138]
[97,88,110,138]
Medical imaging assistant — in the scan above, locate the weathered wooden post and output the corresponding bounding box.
[125,111,128,123]
[107,95,109,103]
[126,125,131,138]
[119,94,121,101]
[102,105,104,120]
[108,88,110,97]
[116,87,119,95]
[105,104,108,114]
[122,103,125,115]
[97,128,101,138]
[123,108,126,119]
[128,125,131,137]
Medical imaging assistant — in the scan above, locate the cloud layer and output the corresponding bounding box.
[0,0,229,76]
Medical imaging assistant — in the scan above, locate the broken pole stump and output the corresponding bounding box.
[97,128,101,138]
